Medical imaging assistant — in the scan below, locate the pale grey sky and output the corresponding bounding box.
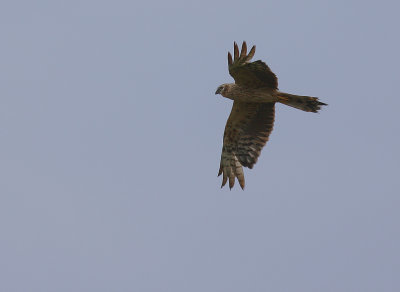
[1,0,399,291]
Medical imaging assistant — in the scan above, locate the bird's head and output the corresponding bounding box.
[215,84,229,97]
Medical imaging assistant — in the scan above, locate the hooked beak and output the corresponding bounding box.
[215,87,222,95]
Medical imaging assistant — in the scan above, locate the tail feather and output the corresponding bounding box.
[277,92,327,113]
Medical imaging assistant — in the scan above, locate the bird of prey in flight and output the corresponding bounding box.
[215,41,327,190]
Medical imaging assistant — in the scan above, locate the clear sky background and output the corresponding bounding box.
[1,0,399,291]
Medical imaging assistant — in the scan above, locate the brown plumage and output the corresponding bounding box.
[215,42,327,190]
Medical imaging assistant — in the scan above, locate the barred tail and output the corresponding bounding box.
[277,92,327,113]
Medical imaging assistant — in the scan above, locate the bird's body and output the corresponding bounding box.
[215,42,327,190]
[218,83,277,103]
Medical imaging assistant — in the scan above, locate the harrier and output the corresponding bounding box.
[216,41,326,190]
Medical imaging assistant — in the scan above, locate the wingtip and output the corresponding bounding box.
[240,41,247,58]
[234,42,239,60]
[221,174,228,188]
[228,52,233,66]
[247,45,256,61]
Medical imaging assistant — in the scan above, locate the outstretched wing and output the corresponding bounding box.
[218,101,275,189]
[228,42,278,89]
